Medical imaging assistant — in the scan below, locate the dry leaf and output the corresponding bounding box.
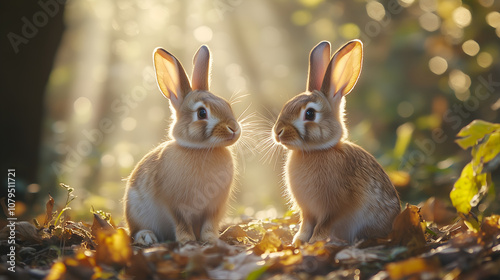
[220,224,253,244]
[91,213,114,238]
[389,204,426,252]
[254,231,282,255]
[44,194,55,226]
[125,251,154,280]
[481,215,500,240]
[95,228,132,267]
[386,257,440,279]
[45,262,66,280]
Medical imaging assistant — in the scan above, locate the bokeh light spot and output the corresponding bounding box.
[27,184,40,193]
[420,0,437,12]
[298,0,323,7]
[398,0,415,8]
[486,11,500,28]
[339,23,360,39]
[452,7,472,28]
[397,101,415,118]
[366,1,386,21]
[74,97,92,116]
[462,40,480,56]
[310,18,336,39]
[419,12,441,32]
[455,90,471,101]
[448,69,471,94]
[479,0,494,7]
[118,153,134,168]
[193,26,213,43]
[101,154,116,168]
[477,52,493,68]
[428,56,448,75]
[121,117,137,131]
[291,10,312,26]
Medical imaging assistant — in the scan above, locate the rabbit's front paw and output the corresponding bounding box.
[292,233,309,247]
[176,231,196,244]
[134,230,158,246]
[200,231,219,244]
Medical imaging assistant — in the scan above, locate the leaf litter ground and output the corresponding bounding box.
[1,195,500,280]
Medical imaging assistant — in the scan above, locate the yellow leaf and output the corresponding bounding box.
[253,231,282,255]
[450,163,477,214]
[45,262,66,280]
[95,228,132,267]
[386,257,439,279]
[477,132,500,164]
[388,170,410,187]
[456,120,500,149]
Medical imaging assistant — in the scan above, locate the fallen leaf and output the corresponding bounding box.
[44,194,55,226]
[45,262,66,280]
[389,204,427,253]
[0,221,42,244]
[220,224,254,244]
[125,250,154,280]
[481,215,500,240]
[386,256,440,279]
[254,231,282,255]
[156,260,183,279]
[95,228,132,267]
[91,213,114,238]
[208,251,264,279]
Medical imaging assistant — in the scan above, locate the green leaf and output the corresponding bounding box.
[394,122,414,159]
[456,120,500,150]
[450,163,478,214]
[246,265,268,280]
[479,132,500,164]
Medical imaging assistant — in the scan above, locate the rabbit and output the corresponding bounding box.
[123,45,241,245]
[272,40,401,245]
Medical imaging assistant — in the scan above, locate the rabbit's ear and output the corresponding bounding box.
[307,41,331,92]
[191,45,211,91]
[153,48,192,110]
[321,40,363,98]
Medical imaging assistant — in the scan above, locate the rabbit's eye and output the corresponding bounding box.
[305,108,316,121]
[197,107,208,120]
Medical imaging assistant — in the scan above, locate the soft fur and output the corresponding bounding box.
[273,40,401,244]
[123,45,240,245]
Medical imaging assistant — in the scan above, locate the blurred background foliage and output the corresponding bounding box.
[3,0,500,225]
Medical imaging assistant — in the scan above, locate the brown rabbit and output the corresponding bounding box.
[123,45,240,245]
[273,40,401,245]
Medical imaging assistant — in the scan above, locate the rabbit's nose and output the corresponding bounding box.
[275,128,284,142]
[226,120,240,134]
[227,125,236,133]
[277,128,284,137]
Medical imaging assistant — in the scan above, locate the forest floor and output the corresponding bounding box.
[1,194,500,280]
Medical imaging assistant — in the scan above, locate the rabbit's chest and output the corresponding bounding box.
[286,150,348,211]
[156,145,234,203]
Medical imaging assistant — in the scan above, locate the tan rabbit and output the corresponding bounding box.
[273,40,401,245]
[123,45,240,245]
